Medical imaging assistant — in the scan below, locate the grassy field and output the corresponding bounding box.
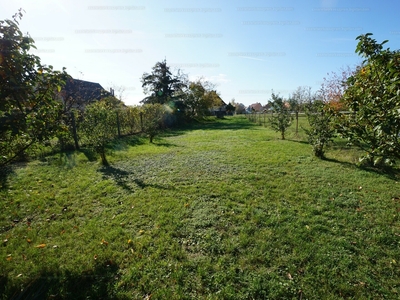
[1,115,400,299]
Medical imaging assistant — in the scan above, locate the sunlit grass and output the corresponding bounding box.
[1,115,399,299]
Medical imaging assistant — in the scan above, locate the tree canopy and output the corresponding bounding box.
[0,10,69,166]
[141,59,186,105]
[338,33,400,166]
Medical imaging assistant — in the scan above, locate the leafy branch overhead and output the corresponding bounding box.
[0,9,69,167]
[338,33,400,166]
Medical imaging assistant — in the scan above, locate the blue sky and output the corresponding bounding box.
[2,0,400,107]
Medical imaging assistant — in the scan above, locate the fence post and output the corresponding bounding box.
[70,111,79,150]
[263,111,266,127]
[140,112,144,132]
[116,111,121,137]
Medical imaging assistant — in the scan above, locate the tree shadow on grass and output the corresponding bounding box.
[5,259,119,300]
[287,139,309,145]
[161,116,258,135]
[99,165,134,192]
[111,135,146,152]
[99,166,170,192]
[323,157,400,181]
[0,165,12,190]
[79,148,98,162]
[152,139,179,148]
[199,118,258,131]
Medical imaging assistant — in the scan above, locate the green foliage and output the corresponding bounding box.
[268,93,293,140]
[339,33,400,166]
[1,116,399,299]
[119,106,141,135]
[0,10,69,166]
[141,104,167,142]
[80,101,117,165]
[304,101,336,158]
[183,79,221,119]
[141,59,186,105]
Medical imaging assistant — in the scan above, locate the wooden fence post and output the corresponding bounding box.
[140,112,144,132]
[116,111,121,137]
[70,112,79,150]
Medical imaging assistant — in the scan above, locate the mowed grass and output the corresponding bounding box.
[1,115,400,299]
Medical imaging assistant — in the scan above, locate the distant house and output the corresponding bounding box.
[247,102,263,113]
[210,91,227,118]
[59,78,113,110]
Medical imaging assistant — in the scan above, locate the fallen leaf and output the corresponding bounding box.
[287,273,293,280]
[128,239,133,245]
[138,230,145,235]
[100,239,108,246]
[16,274,22,277]
[35,244,46,248]
[27,239,31,243]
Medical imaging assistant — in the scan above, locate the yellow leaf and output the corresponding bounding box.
[138,230,145,235]
[35,244,46,248]
[128,239,133,244]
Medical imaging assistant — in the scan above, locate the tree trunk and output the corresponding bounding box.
[100,151,109,166]
[71,112,79,150]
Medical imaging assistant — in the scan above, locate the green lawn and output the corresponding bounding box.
[1,115,399,299]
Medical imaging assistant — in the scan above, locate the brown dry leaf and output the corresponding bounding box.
[287,273,293,280]
[35,244,46,248]
[27,239,32,243]
[100,239,108,246]
[6,255,12,261]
